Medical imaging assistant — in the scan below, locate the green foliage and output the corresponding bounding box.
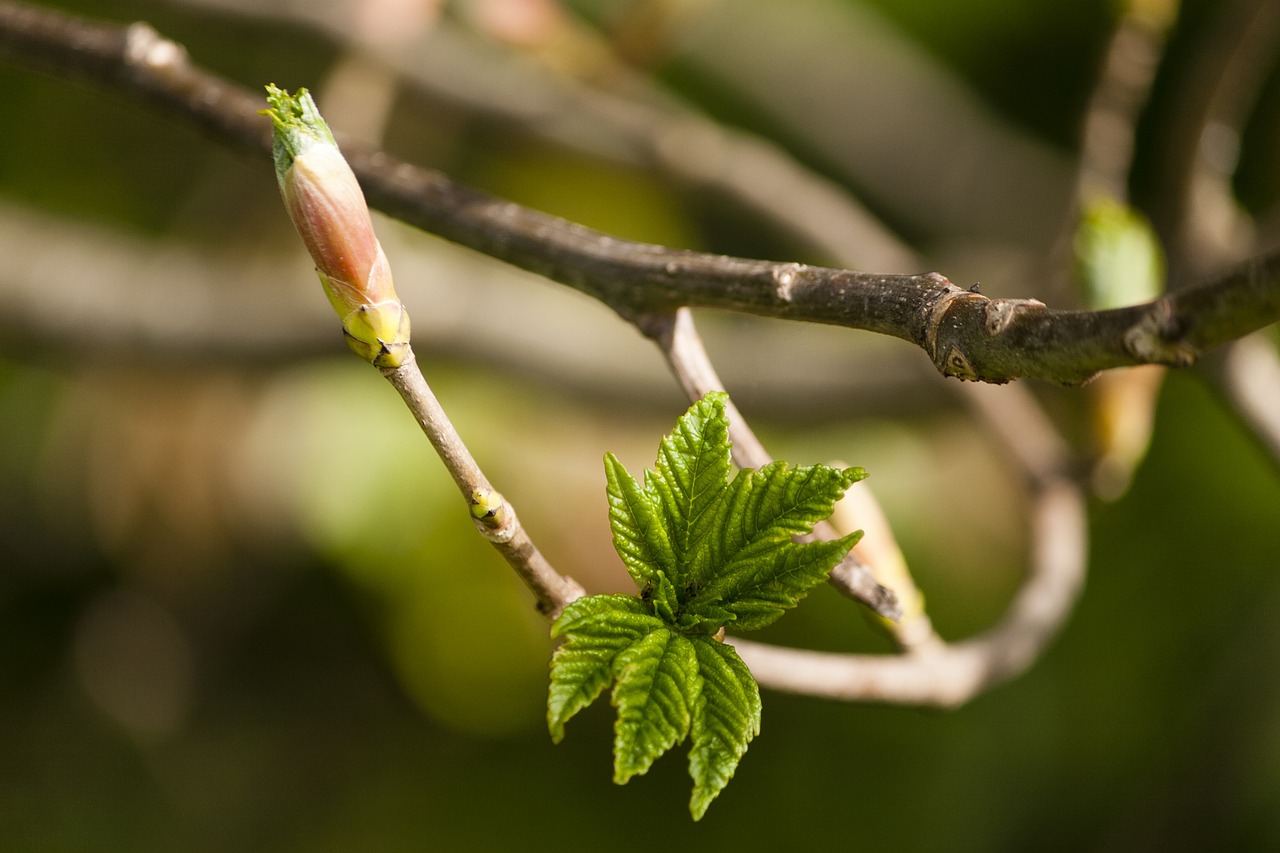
[261,84,335,186]
[548,392,865,819]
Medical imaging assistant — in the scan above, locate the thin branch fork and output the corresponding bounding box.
[1,2,1277,389]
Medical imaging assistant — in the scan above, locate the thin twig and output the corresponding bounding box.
[1077,0,1176,204]
[1,2,1276,387]
[380,349,584,616]
[637,309,771,468]
[956,383,1074,490]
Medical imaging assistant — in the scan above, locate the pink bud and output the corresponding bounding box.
[282,144,398,316]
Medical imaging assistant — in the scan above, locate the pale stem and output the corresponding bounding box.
[380,348,584,616]
[1076,0,1176,203]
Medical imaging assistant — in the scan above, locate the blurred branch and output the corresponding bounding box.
[1077,0,1177,203]
[0,201,337,364]
[1149,0,1280,276]
[185,0,1070,251]
[1,2,1277,388]
[661,0,1071,247]
[0,199,942,420]
[958,382,1074,490]
[1071,2,1177,500]
[1140,0,1280,468]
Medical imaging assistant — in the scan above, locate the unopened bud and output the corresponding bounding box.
[262,85,411,368]
[469,488,506,521]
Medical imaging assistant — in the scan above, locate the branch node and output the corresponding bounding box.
[473,508,519,544]
[941,345,978,380]
[771,263,802,302]
[1123,300,1198,367]
[123,23,184,72]
[632,310,677,342]
[984,297,1047,337]
[924,284,987,377]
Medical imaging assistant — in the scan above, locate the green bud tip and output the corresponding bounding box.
[262,84,337,187]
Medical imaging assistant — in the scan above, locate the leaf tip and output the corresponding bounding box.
[842,466,869,484]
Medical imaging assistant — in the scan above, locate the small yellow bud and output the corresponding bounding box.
[470,488,506,521]
[340,300,412,368]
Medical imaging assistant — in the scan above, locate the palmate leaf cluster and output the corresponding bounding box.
[547,392,865,819]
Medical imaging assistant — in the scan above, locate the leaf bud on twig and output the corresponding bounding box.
[262,84,411,367]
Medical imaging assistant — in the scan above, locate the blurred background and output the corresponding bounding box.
[2,0,1279,849]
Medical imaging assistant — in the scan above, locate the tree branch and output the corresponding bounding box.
[356,157,1280,385]
[1,2,1276,388]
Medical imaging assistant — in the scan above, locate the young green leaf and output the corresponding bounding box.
[687,639,761,820]
[604,452,677,599]
[548,594,660,744]
[611,628,698,784]
[690,461,865,631]
[548,391,865,819]
[646,392,732,581]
